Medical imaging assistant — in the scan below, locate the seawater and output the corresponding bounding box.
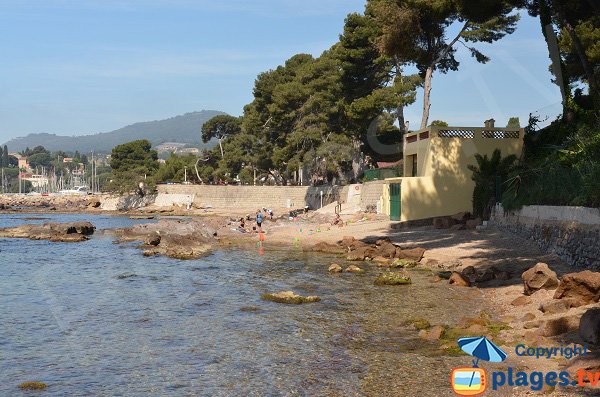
[0,214,483,396]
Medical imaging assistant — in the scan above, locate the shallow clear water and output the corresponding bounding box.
[0,214,484,396]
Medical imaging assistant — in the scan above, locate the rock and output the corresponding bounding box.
[539,299,573,315]
[313,241,346,255]
[461,266,477,283]
[372,256,391,265]
[465,218,481,229]
[436,271,452,280]
[395,247,425,261]
[521,313,537,322]
[374,272,412,286]
[464,324,488,335]
[579,308,600,345]
[539,315,581,337]
[511,296,532,306]
[492,268,512,281]
[261,291,321,304]
[450,224,465,231]
[523,320,541,329]
[378,242,398,258]
[419,325,445,341]
[374,237,392,246]
[144,234,161,246]
[346,251,366,261]
[18,382,47,390]
[553,271,600,307]
[328,264,343,273]
[523,330,552,347]
[449,272,471,287]
[345,265,364,273]
[0,221,95,242]
[341,236,356,248]
[433,217,454,229]
[390,258,418,268]
[522,263,559,295]
[88,200,101,208]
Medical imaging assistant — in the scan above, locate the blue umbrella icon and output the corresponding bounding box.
[458,336,507,367]
[458,336,507,388]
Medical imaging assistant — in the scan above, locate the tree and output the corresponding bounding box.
[109,140,159,192]
[468,149,518,219]
[201,115,242,158]
[507,117,521,128]
[28,152,53,169]
[430,120,449,127]
[370,0,519,128]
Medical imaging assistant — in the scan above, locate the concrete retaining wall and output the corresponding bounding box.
[492,204,600,270]
[360,181,385,212]
[156,184,344,210]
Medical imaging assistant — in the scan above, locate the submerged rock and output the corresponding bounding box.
[0,221,95,242]
[261,291,321,304]
[374,271,412,286]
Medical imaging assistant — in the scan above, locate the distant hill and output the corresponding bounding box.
[2,110,226,153]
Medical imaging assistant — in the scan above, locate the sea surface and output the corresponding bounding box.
[0,213,485,396]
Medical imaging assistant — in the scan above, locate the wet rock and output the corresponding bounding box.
[313,241,346,255]
[0,221,95,242]
[390,258,418,268]
[539,315,581,337]
[449,272,471,287]
[144,233,161,246]
[579,308,600,345]
[553,270,600,307]
[345,265,364,273]
[374,271,411,286]
[18,382,47,390]
[511,296,531,306]
[328,264,342,273]
[522,263,559,295]
[261,291,320,304]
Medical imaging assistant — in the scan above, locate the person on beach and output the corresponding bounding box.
[332,213,343,227]
[256,209,264,233]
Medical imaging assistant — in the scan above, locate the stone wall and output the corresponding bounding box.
[156,184,344,210]
[359,181,386,212]
[492,205,600,270]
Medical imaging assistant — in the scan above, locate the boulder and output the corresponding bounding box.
[449,272,471,287]
[0,221,96,242]
[522,263,559,295]
[539,314,581,337]
[539,299,573,315]
[378,242,398,258]
[579,308,600,345]
[395,247,425,261]
[328,264,343,273]
[313,242,346,255]
[345,265,364,273]
[553,271,600,307]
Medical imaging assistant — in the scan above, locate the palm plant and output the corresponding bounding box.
[467,149,517,220]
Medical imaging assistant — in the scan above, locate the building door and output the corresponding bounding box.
[389,183,401,221]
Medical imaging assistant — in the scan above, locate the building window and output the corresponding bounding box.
[411,154,417,177]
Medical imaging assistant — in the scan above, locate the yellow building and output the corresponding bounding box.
[381,122,524,222]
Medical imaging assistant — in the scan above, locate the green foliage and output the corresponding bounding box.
[154,154,200,184]
[506,117,520,128]
[429,120,449,127]
[109,140,158,192]
[201,115,242,143]
[28,152,53,169]
[468,149,517,219]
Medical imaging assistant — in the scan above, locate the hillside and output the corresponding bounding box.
[2,110,226,153]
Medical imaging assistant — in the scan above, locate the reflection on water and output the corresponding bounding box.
[0,214,483,396]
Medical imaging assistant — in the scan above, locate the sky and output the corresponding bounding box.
[0,0,562,142]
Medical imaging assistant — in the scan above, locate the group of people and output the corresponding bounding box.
[237,208,274,233]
